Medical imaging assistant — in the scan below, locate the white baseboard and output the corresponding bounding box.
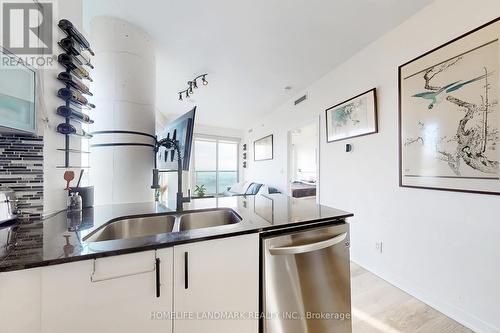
[351,259,500,333]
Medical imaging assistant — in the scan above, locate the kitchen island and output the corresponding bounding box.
[0,194,352,272]
[0,194,353,333]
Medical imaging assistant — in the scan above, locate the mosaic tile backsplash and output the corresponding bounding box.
[0,134,43,218]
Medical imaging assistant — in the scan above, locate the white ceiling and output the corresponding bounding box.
[84,0,433,129]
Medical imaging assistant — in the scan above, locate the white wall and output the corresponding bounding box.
[155,112,244,140]
[194,123,244,139]
[155,109,168,135]
[244,0,500,331]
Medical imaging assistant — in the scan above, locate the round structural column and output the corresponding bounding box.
[89,16,156,204]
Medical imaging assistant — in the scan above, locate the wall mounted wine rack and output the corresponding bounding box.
[56,19,95,169]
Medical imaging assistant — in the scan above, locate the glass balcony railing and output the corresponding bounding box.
[195,171,238,195]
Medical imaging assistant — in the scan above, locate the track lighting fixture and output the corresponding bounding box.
[178,74,208,101]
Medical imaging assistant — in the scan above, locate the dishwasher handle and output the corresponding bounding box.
[269,232,347,256]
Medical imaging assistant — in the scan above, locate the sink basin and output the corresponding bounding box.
[178,209,242,231]
[84,214,176,242]
[83,208,243,243]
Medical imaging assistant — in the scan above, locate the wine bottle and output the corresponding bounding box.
[58,54,93,82]
[59,37,94,69]
[58,88,96,108]
[58,19,95,56]
[57,72,92,96]
[57,106,94,124]
[57,123,93,139]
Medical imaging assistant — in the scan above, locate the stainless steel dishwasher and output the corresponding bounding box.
[262,223,352,333]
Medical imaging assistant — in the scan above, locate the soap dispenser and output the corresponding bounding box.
[68,192,83,211]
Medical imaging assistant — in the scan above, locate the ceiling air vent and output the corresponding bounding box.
[294,94,307,106]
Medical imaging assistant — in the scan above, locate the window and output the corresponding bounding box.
[193,136,239,195]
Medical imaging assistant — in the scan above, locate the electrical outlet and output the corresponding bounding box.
[375,242,383,254]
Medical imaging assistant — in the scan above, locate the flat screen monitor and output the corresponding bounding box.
[157,107,196,171]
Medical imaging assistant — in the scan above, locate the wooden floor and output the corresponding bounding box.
[350,263,473,333]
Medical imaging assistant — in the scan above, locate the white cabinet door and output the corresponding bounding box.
[173,234,259,333]
[0,268,41,333]
[41,248,173,333]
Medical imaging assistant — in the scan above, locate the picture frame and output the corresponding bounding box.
[399,17,500,195]
[254,134,273,161]
[325,88,378,143]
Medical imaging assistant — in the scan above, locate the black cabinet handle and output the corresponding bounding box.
[155,258,161,298]
[184,252,189,290]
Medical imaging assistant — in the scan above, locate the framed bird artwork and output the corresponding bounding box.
[325,88,378,143]
[399,17,500,195]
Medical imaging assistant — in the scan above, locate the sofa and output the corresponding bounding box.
[224,181,280,196]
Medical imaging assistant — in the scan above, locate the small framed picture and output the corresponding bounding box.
[325,88,378,143]
[254,134,273,161]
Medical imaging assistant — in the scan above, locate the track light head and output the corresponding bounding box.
[178,74,208,101]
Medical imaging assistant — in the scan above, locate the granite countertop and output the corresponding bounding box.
[0,194,353,272]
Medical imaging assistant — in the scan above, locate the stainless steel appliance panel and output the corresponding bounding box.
[263,223,351,333]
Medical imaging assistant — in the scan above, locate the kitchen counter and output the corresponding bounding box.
[0,194,352,272]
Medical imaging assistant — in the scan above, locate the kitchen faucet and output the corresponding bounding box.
[151,138,190,212]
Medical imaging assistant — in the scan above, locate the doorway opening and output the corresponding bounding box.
[287,118,320,202]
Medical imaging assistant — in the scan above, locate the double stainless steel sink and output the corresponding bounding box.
[83,208,242,243]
